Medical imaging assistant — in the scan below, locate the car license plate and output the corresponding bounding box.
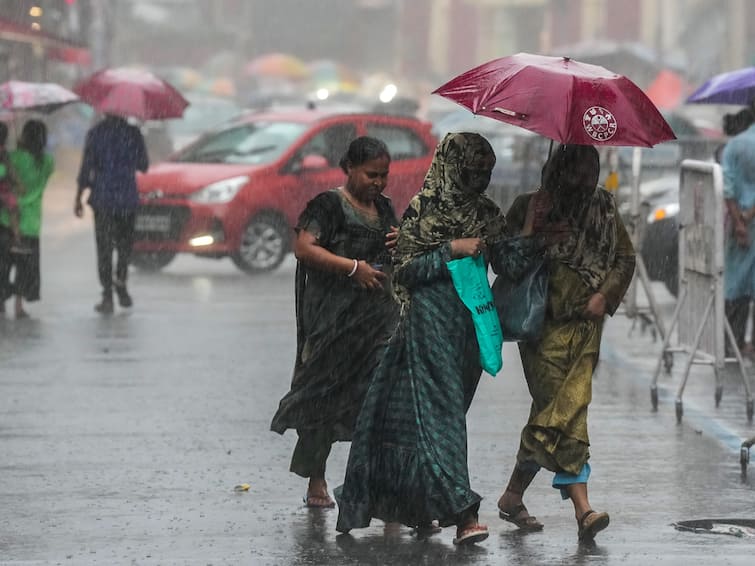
[135,214,171,233]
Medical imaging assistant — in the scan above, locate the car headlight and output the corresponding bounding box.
[647,202,679,224]
[190,175,249,203]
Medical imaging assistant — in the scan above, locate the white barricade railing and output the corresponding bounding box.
[650,160,753,424]
[619,147,669,345]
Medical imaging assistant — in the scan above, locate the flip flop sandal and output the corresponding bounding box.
[578,509,610,541]
[303,494,336,508]
[452,524,489,546]
[410,521,442,538]
[498,503,544,531]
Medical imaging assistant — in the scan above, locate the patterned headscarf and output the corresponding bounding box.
[393,132,506,309]
[541,144,618,291]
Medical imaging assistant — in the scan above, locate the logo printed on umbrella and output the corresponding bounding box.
[583,106,617,141]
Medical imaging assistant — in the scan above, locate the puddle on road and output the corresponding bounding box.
[673,519,755,537]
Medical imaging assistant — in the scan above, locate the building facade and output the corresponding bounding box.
[0,0,90,82]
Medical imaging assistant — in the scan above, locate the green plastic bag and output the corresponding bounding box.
[447,255,503,376]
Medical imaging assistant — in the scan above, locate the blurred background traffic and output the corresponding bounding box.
[1,0,753,284]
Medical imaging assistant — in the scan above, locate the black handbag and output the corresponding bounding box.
[492,257,548,343]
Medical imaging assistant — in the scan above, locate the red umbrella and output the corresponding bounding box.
[74,68,189,121]
[0,80,79,113]
[645,69,691,110]
[433,52,675,147]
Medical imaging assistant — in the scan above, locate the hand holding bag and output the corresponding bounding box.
[492,194,548,343]
[492,256,547,342]
[447,254,503,376]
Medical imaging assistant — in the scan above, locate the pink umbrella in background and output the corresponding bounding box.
[433,52,675,147]
[0,80,79,113]
[74,67,189,121]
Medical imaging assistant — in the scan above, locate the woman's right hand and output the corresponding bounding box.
[352,260,387,290]
[451,238,485,259]
[540,222,571,246]
[734,223,750,248]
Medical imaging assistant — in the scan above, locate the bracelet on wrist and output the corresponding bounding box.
[346,259,359,277]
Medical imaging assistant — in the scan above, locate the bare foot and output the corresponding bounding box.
[15,309,29,319]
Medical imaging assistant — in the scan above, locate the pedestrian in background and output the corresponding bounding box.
[721,107,755,356]
[715,108,754,164]
[496,144,635,542]
[0,120,54,319]
[336,132,507,545]
[0,122,21,244]
[270,137,399,509]
[0,121,21,315]
[74,114,149,314]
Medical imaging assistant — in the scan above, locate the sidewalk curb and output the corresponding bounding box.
[601,339,748,454]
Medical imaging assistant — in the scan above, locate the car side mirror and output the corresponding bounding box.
[299,154,330,172]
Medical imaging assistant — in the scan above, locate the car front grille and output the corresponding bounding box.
[135,205,190,242]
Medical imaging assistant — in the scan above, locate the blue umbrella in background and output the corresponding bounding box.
[687,66,755,105]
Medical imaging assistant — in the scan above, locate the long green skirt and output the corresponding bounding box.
[336,256,483,531]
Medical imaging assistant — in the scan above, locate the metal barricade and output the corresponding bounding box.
[650,160,753,424]
[619,148,669,345]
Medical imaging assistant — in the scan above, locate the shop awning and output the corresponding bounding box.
[0,17,90,66]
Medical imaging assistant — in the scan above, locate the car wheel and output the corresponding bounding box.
[232,213,290,273]
[130,251,176,272]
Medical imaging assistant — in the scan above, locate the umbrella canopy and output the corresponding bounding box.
[74,67,189,121]
[549,40,664,89]
[686,66,755,105]
[433,52,676,147]
[160,66,204,91]
[244,53,310,80]
[0,80,79,113]
[645,70,691,110]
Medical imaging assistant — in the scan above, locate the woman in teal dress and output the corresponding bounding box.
[271,137,399,509]
[335,132,510,545]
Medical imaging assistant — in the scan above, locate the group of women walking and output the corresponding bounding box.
[271,131,636,546]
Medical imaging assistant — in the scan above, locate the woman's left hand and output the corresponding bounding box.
[352,260,387,290]
[583,293,607,320]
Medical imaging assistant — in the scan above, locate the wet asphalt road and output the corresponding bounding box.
[1,185,754,565]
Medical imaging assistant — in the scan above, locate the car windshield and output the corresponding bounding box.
[167,98,242,137]
[173,121,308,164]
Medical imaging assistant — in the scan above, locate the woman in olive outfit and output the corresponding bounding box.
[496,144,635,542]
[271,136,399,508]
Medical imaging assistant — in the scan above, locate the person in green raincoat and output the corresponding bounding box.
[496,144,635,542]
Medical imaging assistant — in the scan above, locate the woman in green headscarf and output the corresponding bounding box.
[335,132,511,545]
[496,144,635,542]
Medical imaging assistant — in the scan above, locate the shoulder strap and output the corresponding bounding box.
[522,193,538,236]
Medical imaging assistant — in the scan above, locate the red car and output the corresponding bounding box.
[133,110,437,273]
